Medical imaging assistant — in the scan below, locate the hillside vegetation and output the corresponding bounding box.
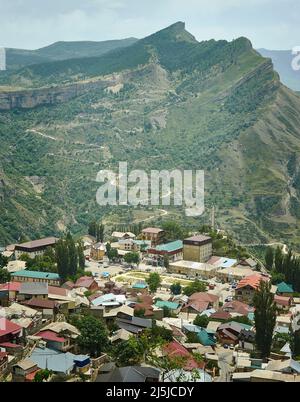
[1,22,300,248]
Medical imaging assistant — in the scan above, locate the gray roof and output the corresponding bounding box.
[20,282,48,295]
[96,366,160,382]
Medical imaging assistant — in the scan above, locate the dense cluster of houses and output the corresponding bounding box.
[1,227,300,382]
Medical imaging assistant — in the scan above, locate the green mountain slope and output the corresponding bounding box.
[1,22,300,248]
[5,38,138,71]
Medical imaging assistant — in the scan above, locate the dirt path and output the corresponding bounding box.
[26,128,58,141]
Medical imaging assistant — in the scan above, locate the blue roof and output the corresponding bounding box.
[12,270,60,280]
[132,283,148,289]
[155,240,183,253]
[155,301,180,310]
[277,282,294,294]
[30,347,89,374]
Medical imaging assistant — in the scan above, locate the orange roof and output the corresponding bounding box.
[236,274,268,290]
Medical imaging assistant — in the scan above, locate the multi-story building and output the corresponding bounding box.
[14,237,58,259]
[141,228,165,246]
[183,235,212,263]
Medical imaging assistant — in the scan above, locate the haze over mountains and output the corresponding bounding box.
[1,22,300,249]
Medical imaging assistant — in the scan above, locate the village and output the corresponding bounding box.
[0,224,300,383]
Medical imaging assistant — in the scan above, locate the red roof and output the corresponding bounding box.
[0,282,22,292]
[48,286,68,296]
[23,299,57,309]
[189,292,219,303]
[222,300,254,316]
[37,330,65,343]
[25,369,40,382]
[0,319,22,337]
[163,341,204,370]
[0,342,22,349]
[210,310,232,321]
[74,276,96,289]
[274,295,291,307]
[236,274,268,291]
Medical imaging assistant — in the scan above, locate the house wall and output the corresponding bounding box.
[183,242,212,263]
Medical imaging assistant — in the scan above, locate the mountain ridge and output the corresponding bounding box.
[0,22,300,249]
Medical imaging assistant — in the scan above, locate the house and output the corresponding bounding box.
[6,260,26,274]
[222,300,255,317]
[182,293,219,315]
[147,241,183,264]
[183,235,212,263]
[0,352,8,376]
[162,341,205,371]
[109,328,132,344]
[235,274,269,304]
[182,324,216,346]
[36,330,72,352]
[169,260,217,279]
[155,300,181,314]
[275,315,291,334]
[90,242,106,261]
[18,282,49,301]
[13,359,38,381]
[0,319,22,343]
[217,322,253,346]
[30,347,90,376]
[274,295,293,311]
[276,282,294,297]
[209,310,232,321]
[141,228,165,246]
[116,315,152,334]
[96,365,160,383]
[266,359,300,374]
[216,267,256,283]
[14,237,58,259]
[238,329,256,351]
[4,302,43,335]
[11,270,60,286]
[23,298,59,317]
[112,232,136,241]
[74,276,99,293]
[0,282,22,305]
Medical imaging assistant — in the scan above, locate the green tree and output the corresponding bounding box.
[0,268,10,284]
[97,223,105,243]
[34,369,51,382]
[290,330,300,360]
[162,221,186,241]
[193,314,209,328]
[265,247,274,271]
[163,255,170,270]
[112,336,145,367]
[146,273,162,293]
[170,282,182,295]
[253,280,277,359]
[88,221,97,237]
[75,315,109,357]
[77,241,85,270]
[0,254,8,269]
[183,280,207,297]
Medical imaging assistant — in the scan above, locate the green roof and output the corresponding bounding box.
[197,329,216,346]
[155,301,180,310]
[277,282,294,294]
[155,240,183,253]
[11,270,60,280]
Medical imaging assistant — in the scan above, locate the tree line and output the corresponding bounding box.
[265,246,300,292]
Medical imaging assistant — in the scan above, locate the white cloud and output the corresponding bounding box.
[0,0,298,49]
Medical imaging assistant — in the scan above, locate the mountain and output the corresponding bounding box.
[5,38,138,70]
[257,48,300,91]
[1,22,300,249]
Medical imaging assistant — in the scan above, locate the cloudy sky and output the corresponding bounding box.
[0,0,299,50]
